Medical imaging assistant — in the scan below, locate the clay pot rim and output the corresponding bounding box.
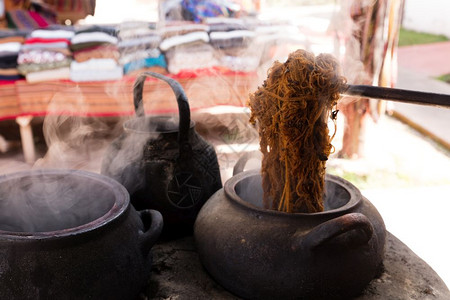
[0,169,129,240]
[123,115,195,134]
[224,169,362,216]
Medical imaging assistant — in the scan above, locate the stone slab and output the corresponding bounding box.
[142,232,449,299]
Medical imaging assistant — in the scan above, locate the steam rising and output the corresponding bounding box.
[0,171,116,233]
[0,2,373,233]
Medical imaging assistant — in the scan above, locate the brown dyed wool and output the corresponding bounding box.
[248,49,346,213]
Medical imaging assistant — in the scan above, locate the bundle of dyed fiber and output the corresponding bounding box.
[248,49,346,213]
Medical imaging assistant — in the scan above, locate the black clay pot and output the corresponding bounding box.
[101,72,222,238]
[0,169,163,300]
[194,169,386,300]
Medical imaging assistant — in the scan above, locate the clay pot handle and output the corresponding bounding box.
[138,209,164,255]
[292,213,374,251]
[133,71,191,153]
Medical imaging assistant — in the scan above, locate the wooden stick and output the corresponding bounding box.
[342,85,450,108]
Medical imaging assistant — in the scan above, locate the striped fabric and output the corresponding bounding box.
[6,9,56,30]
[0,82,21,120]
[0,69,257,120]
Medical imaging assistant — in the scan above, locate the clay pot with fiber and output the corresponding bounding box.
[194,169,386,299]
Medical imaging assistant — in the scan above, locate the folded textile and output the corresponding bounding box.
[71,32,118,46]
[70,41,110,52]
[125,66,168,77]
[76,25,118,37]
[119,48,161,66]
[18,59,72,75]
[206,18,249,32]
[209,30,255,48]
[30,29,75,39]
[0,74,23,81]
[24,37,71,45]
[0,54,19,69]
[0,29,29,39]
[21,42,70,51]
[117,35,161,49]
[118,26,156,40]
[0,42,22,53]
[73,44,120,63]
[70,58,119,72]
[70,68,123,82]
[0,68,20,76]
[18,49,69,65]
[0,68,22,82]
[165,44,218,74]
[159,31,209,51]
[218,55,260,72]
[25,67,70,83]
[0,36,26,44]
[160,23,209,38]
[123,54,167,75]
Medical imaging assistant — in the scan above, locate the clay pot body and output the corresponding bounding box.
[0,169,163,300]
[194,170,386,299]
[102,72,222,237]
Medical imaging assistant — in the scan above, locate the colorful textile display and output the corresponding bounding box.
[117,22,165,75]
[70,26,123,81]
[0,30,26,81]
[17,28,73,83]
[70,58,123,82]
[164,43,218,74]
[159,21,216,74]
[159,30,209,51]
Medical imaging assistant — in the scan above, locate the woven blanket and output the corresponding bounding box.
[31,29,75,39]
[123,54,167,75]
[0,36,26,44]
[159,31,209,51]
[0,82,21,120]
[12,70,257,118]
[26,67,71,83]
[6,10,56,30]
[73,45,120,63]
[164,43,218,74]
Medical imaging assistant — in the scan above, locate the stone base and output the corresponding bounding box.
[142,232,449,300]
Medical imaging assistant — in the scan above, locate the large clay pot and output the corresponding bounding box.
[194,169,386,299]
[101,72,222,237]
[0,169,163,300]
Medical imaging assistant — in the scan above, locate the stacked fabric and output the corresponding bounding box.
[206,18,258,72]
[17,28,74,83]
[159,22,217,74]
[117,22,166,76]
[0,30,27,81]
[70,26,123,82]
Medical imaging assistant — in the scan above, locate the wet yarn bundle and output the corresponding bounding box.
[248,49,346,213]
